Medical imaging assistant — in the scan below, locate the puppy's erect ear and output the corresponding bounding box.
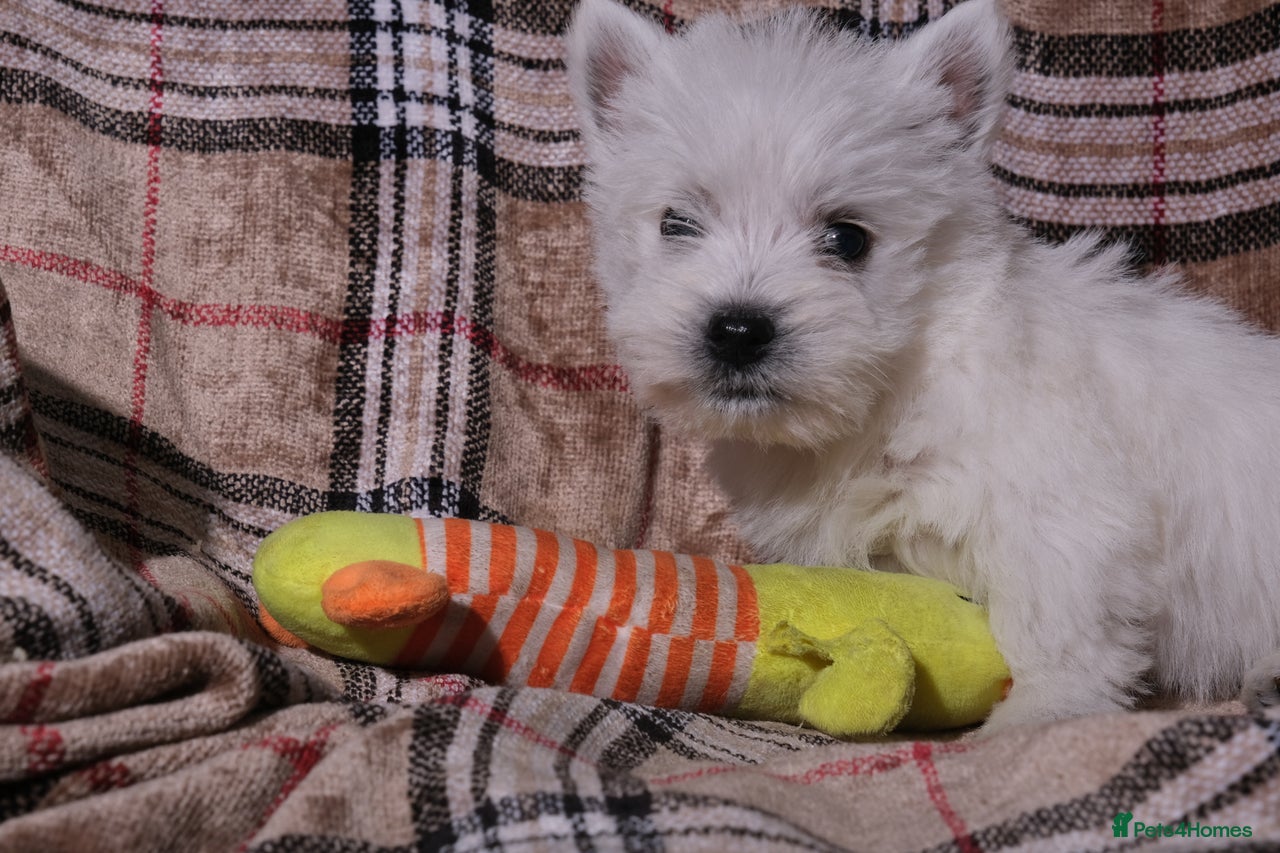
[565,0,667,140]
[893,0,1012,152]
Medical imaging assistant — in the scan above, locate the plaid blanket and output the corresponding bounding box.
[1,1,1278,850]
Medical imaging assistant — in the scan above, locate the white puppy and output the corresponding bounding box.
[565,0,1280,729]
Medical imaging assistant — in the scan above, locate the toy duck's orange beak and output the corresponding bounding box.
[320,560,450,630]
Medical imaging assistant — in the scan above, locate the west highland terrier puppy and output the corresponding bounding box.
[565,0,1280,730]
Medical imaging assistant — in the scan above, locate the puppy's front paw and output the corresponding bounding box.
[980,679,1126,736]
[1241,652,1280,713]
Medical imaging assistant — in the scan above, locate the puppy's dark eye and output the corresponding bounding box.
[660,209,702,239]
[819,221,869,262]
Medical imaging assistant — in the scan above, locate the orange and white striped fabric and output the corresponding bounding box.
[394,517,761,714]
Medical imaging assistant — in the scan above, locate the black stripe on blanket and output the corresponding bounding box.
[941,715,1265,852]
[1016,201,1280,266]
[0,69,582,203]
[1013,5,1280,77]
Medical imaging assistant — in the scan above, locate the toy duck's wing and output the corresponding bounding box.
[321,560,450,630]
[767,619,916,737]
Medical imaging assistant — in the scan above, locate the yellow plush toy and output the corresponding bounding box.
[252,512,1010,737]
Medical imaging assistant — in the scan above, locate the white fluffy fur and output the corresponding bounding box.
[566,0,1280,729]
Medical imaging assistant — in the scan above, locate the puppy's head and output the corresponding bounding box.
[566,0,1012,447]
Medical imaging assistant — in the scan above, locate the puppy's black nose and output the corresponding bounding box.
[705,309,776,368]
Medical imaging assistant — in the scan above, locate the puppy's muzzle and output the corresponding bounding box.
[705,308,776,369]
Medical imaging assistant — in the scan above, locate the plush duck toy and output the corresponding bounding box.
[252,512,1010,737]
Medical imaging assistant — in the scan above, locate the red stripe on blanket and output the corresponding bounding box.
[237,724,339,852]
[649,748,918,787]
[390,312,630,392]
[0,247,137,293]
[121,0,167,589]
[0,246,628,393]
[22,724,66,774]
[78,760,134,794]
[647,741,973,787]
[3,661,55,724]
[914,742,978,853]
